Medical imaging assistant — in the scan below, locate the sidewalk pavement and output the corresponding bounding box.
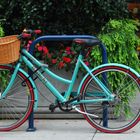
[0,119,140,140]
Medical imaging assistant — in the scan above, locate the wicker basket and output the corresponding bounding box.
[0,35,20,64]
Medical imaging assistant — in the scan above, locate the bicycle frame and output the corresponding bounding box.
[1,48,114,108]
[22,49,114,103]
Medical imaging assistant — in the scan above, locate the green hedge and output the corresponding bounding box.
[0,0,129,35]
[91,19,140,71]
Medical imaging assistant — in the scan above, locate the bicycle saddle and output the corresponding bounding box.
[73,38,101,47]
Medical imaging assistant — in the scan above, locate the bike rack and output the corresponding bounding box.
[26,35,108,131]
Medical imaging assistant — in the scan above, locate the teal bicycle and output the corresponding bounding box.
[0,30,140,133]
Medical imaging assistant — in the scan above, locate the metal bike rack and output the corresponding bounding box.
[26,35,108,131]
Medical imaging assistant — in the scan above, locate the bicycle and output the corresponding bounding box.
[0,30,140,133]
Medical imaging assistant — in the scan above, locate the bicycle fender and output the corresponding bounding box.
[77,63,140,95]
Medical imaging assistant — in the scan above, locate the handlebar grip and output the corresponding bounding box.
[22,33,31,38]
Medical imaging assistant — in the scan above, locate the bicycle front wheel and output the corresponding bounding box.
[0,65,34,131]
[80,64,140,133]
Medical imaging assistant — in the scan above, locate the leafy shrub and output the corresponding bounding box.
[24,19,140,73]
[0,0,129,35]
[96,19,140,71]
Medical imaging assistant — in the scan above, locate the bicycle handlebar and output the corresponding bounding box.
[18,29,42,39]
[23,29,42,35]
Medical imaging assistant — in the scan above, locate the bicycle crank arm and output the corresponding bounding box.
[72,106,99,118]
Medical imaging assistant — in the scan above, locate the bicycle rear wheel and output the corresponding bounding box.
[80,64,140,133]
[0,65,34,131]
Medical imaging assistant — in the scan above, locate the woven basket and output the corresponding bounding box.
[0,35,20,64]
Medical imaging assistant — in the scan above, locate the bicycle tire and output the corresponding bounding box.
[80,64,140,133]
[0,65,34,131]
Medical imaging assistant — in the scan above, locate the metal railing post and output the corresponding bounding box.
[26,35,108,131]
